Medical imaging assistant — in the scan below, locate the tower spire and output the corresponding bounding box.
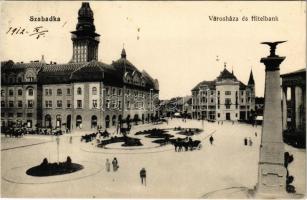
[71,2,100,63]
[248,69,255,85]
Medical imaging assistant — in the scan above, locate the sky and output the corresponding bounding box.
[0,1,306,99]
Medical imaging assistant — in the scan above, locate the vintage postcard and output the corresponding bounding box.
[0,1,306,198]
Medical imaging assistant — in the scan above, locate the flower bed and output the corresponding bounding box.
[97,136,143,148]
[26,157,83,177]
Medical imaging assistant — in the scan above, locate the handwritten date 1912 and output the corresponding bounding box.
[6,26,48,39]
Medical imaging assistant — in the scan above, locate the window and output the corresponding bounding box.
[241,98,244,103]
[118,101,122,109]
[57,100,62,108]
[218,91,220,95]
[28,88,34,96]
[77,87,82,95]
[77,100,82,108]
[225,98,231,104]
[1,90,4,97]
[235,113,238,118]
[67,88,71,95]
[17,113,23,117]
[106,100,110,109]
[241,91,244,95]
[8,113,14,118]
[18,101,22,108]
[18,89,23,96]
[1,112,5,117]
[1,101,5,107]
[112,88,116,95]
[45,89,52,96]
[57,89,62,96]
[225,91,231,95]
[28,100,34,108]
[92,87,97,95]
[27,113,33,118]
[218,113,220,118]
[105,88,110,95]
[111,100,116,108]
[67,100,71,108]
[92,100,97,108]
[211,91,214,95]
[9,101,14,108]
[117,89,122,96]
[9,89,13,96]
[17,77,22,83]
[45,101,52,108]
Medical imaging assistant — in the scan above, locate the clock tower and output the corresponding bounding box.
[71,2,100,63]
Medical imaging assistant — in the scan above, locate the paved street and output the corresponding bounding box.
[1,119,305,198]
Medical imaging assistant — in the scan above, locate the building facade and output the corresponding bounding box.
[191,64,255,121]
[281,68,305,134]
[1,2,159,131]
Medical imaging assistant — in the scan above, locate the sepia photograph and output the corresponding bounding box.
[0,1,306,198]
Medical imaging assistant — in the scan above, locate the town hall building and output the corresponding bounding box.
[1,2,159,131]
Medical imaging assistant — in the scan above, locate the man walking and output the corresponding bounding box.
[209,136,214,145]
[112,157,119,172]
[140,168,146,186]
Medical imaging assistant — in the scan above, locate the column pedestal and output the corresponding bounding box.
[254,56,288,198]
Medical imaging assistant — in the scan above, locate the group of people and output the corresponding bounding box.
[105,158,147,186]
[2,127,63,137]
[105,157,119,172]
[244,137,253,146]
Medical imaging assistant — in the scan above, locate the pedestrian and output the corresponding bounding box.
[244,137,248,146]
[112,157,119,172]
[255,132,257,137]
[140,168,146,186]
[69,136,73,144]
[209,136,214,145]
[218,121,219,125]
[106,158,111,172]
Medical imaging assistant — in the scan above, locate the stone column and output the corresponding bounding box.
[255,54,287,198]
[290,86,296,130]
[282,87,288,130]
[295,86,302,129]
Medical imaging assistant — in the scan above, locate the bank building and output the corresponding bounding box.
[191,64,255,121]
[1,2,159,131]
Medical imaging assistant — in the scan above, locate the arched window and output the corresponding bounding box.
[57,89,62,96]
[76,115,82,128]
[112,115,116,126]
[92,87,97,95]
[91,115,97,128]
[18,89,22,96]
[56,115,62,128]
[28,88,34,96]
[105,115,110,128]
[77,87,82,95]
[1,90,5,97]
[9,89,14,96]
